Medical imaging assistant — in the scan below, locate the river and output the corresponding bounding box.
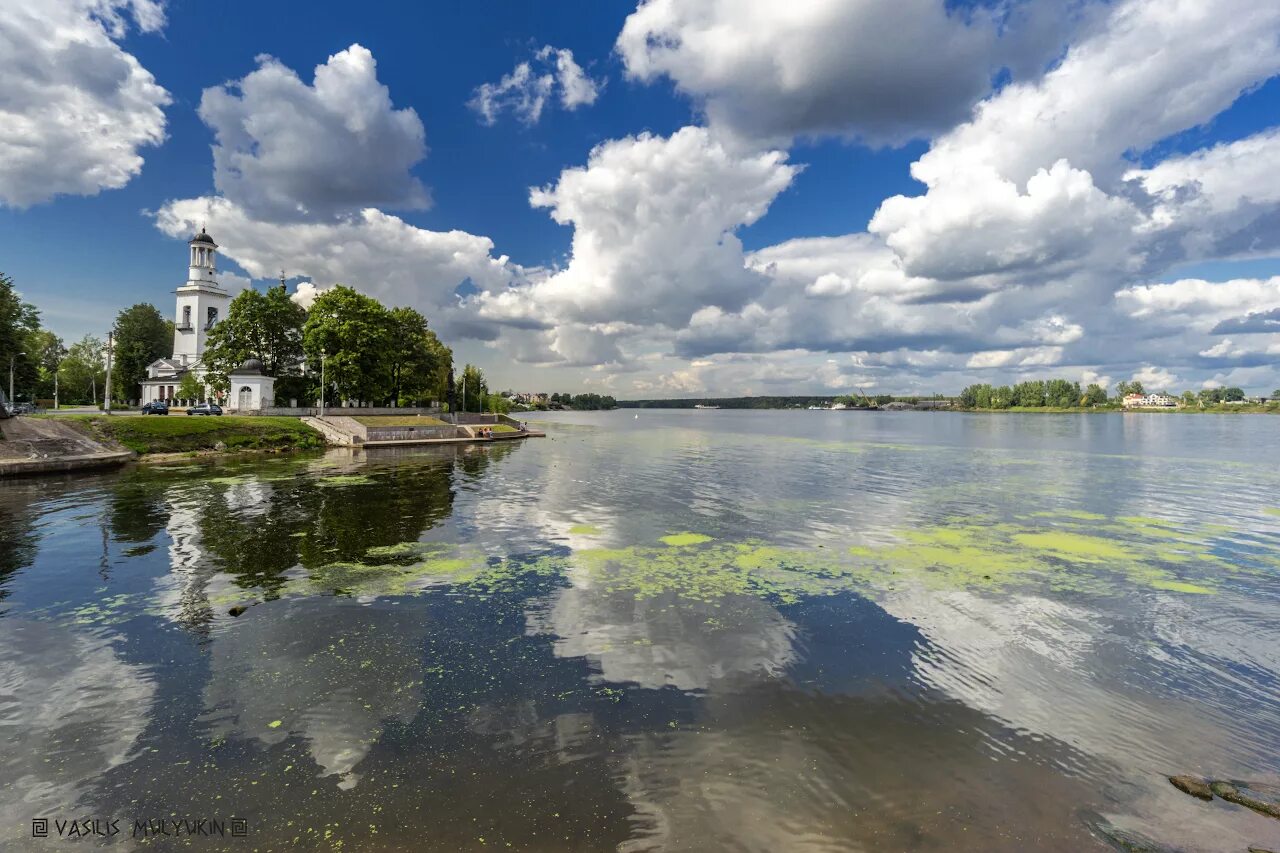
[2,410,1279,851]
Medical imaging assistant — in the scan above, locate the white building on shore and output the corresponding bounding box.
[140,230,274,411]
[1122,392,1178,408]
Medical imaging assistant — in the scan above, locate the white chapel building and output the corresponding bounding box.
[140,230,275,411]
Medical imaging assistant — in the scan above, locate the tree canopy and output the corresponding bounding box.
[0,272,41,400]
[111,304,171,403]
[302,285,451,406]
[203,287,307,394]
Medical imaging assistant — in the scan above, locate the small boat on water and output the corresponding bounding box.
[693,404,720,409]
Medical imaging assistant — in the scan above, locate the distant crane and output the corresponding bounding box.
[857,387,879,410]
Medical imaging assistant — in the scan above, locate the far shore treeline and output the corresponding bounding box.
[5,269,1279,413]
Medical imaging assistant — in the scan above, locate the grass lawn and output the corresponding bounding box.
[52,415,325,455]
[352,416,448,427]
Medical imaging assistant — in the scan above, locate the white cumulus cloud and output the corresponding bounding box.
[469,45,601,126]
[199,44,429,220]
[0,0,169,207]
[617,0,1088,146]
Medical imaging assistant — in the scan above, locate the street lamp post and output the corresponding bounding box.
[103,333,113,415]
[319,353,326,418]
[9,351,25,409]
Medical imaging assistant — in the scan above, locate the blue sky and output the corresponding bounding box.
[3,0,1280,395]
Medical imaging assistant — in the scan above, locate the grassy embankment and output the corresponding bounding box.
[52,415,325,455]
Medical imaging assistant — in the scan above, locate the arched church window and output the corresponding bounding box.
[206,307,218,329]
[182,306,191,328]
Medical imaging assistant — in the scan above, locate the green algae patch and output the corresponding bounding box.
[316,474,374,487]
[660,532,712,547]
[267,720,282,729]
[1149,578,1214,594]
[568,524,602,535]
[1011,531,1137,563]
[1265,508,1280,517]
[568,539,859,604]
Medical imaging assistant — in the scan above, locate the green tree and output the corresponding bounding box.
[1180,390,1197,408]
[111,304,171,403]
[1222,386,1245,402]
[59,335,106,405]
[385,307,449,405]
[1116,380,1145,399]
[177,372,205,403]
[29,329,66,401]
[302,286,394,404]
[1083,383,1108,406]
[0,272,41,401]
[1013,380,1046,407]
[1199,387,1222,405]
[203,287,306,394]
[459,363,486,413]
[1044,378,1081,408]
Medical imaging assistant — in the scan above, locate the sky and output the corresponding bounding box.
[2,0,1280,398]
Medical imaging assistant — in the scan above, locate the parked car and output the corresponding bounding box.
[141,401,170,415]
[186,403,223,416]
[11,402,35,414]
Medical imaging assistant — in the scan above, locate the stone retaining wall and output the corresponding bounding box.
[364,425,462,442]
[262,405,442,418]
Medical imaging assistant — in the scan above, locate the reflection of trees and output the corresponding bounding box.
[106,470,171,545]
[0,490,37,602]
[292,457,458,569]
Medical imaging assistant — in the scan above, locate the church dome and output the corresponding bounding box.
[189,228,217,247]
[232,358,264,374]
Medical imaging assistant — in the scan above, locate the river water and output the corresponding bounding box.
[2,410,1279,851]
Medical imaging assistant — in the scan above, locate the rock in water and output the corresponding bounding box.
[1169,775,1214,800]
[1212,780,1280,820]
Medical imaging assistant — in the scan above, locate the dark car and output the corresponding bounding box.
[141,401,170,415]
[186,403,223,416]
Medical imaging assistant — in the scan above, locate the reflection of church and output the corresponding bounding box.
[140,230,274,410]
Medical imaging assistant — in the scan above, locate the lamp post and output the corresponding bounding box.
[103,333,113,415]
[319,353,326,418]
[9,351,25,409]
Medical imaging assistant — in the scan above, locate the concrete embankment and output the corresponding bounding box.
[0,416,134,477]
[303,415,544,447]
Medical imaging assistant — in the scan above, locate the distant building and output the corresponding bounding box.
[1123,393,1177,408]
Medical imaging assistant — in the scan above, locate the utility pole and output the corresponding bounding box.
[103,332,113,415]
[53,360,59,410]
[9,350,25,408]
[319,353,326,417]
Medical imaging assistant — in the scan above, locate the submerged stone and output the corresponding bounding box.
[1212,781,1280,819]
[1168,774,1213,800]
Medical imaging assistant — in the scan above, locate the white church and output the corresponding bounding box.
[140,229,275,411]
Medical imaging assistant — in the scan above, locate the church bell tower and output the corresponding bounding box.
[173,228,230,367]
